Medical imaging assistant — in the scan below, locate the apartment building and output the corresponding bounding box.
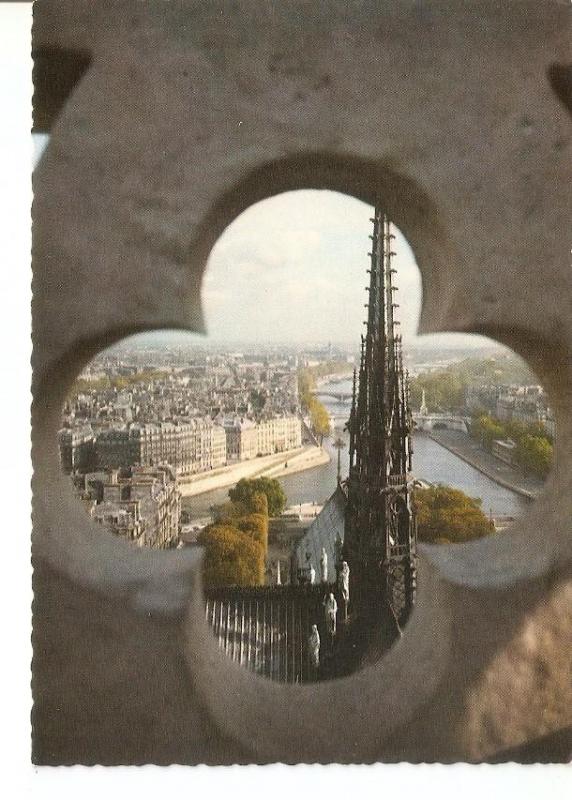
[58,425,96,474]
[94,419,227,475]
[90,465,181,549]
[222,417,258,461]
[257,415,302,455]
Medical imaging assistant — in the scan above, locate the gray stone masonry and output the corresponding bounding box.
[32,0,572,764]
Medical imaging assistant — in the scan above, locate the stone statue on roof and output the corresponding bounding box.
[320,547,328,583]
[339,561,350,620]
[308,624,320,669]
[309,564,316,585]
[324,592,338,639]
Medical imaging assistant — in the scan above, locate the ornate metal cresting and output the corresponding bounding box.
[345,207,417,627]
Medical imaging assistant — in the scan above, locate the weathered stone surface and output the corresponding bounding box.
[32,0,572,763]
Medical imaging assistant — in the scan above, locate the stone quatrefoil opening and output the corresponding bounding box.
[33,0,571,764]
[56,191,552,693]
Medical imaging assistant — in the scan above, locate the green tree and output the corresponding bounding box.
[197,524,264,587]
[202,489,270,586]
[469,413,553,479]
[212,492,269,532]
[527,421,553,444]
[471,414,505,450]
[236,513,269,553]
[308,397,331,441]
[409,354,536,414]
[503,419,528,442]
[212,499,250,523]
[515,434,553,479]
[410,371,466,412]
[229,477,287,517]
[414,485,494,544]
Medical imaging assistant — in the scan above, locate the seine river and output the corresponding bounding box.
[183,378,529,520]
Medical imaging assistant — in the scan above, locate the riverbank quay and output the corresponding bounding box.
[425,429,543,501]
[261,447,330,479]
[178,444,330,498]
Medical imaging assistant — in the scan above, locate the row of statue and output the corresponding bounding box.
[306,545,348,585]
[308,553,350,670]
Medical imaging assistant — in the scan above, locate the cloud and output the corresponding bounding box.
[202,190,423,344]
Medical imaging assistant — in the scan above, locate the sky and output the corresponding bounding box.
[35,135,495,351]
[203,189,421,346]
[33,141,491,353]
[199,189,502,351]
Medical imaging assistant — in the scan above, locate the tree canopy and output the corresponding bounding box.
[236,513,269,551]
[409,354,536,413]
[515,433,552,478]
[307,398,331,440]
[298,368,331,441]
[199,489,272,588]
[414,485,495,544]
[229,477,287,517]
[248,491,269,517]
[470,414,553,479]
[469,415,505,450]
[409,371,467,413]
[197,524,264,587]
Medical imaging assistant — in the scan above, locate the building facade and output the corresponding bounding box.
[256,415,302,455]
[58,425,96,474]
[495,385,552,430]
[222,417,258,461]
[93,419,227,476]
[221,415,302,461]
[88,465,181,549]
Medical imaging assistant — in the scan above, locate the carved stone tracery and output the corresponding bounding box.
[32,0,572,764]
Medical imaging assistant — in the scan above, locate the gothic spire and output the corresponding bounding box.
[344,205,417,625]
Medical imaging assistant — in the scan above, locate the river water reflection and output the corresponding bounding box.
[184,378,529,521]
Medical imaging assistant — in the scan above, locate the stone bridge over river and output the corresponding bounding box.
[412,413,469,433]
[317,389,469,435]
[316,390,353,403]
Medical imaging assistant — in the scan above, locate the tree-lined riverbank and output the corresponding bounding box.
[425,429,543,501]
[181,377,535,522]
[182,428,529,522]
